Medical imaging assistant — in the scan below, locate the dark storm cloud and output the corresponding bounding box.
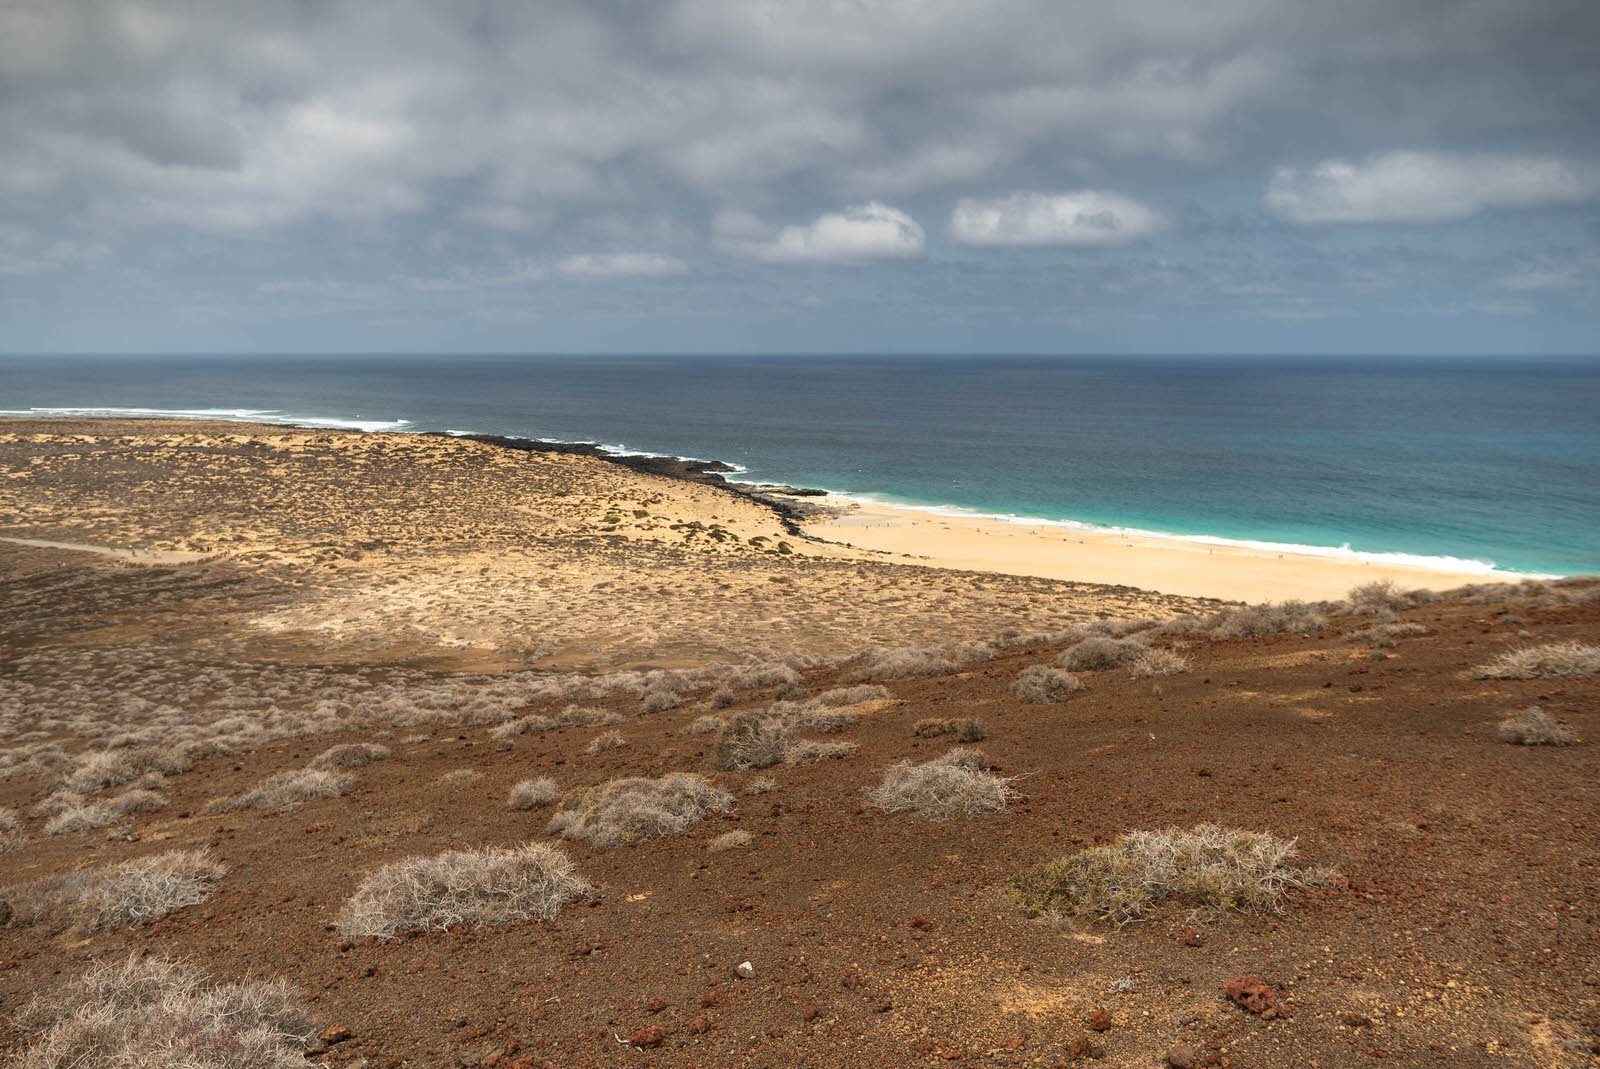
[1,0,1597,351]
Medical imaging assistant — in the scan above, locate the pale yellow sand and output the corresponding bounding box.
[806,500,1515,603]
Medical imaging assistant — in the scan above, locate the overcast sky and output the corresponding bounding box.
[3,0,1598,354]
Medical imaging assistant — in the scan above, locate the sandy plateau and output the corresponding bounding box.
[0,418,1596,1068]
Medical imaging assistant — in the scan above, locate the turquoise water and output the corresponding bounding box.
[2,353,1596,576]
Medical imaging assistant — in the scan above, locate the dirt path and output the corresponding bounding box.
[0,534,208,564]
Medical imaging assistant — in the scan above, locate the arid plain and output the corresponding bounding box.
[1,420,1597,1068]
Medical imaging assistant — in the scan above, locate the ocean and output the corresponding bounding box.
[2,353,1596,577]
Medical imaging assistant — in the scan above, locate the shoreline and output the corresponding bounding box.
[1,411,1560,601]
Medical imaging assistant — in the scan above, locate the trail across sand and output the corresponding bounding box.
[0,534,208,564]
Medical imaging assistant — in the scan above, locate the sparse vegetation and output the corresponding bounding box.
[507,777,560,810]
[1059,635,1148,671]
[336,842,588,938]
[10,955,315,1069]
[1204,600,1326,638]
[208,768,352,813]
[912,716,988,742]
[309,742,390,769]
[547,772,735,847]
[1009,824,1335,927]
[437,768,484,786]
[641,688,681,714]
[1131,648,1190,677]
[1472,641,1600,679]
[867,749,1014,820]
[784,739,859,765]
[1497,707,1577,746]
[681,714,726,735]
[5,850,226,930]
[816,684,891,706]
[1013,665,1081,704]
[1347,579,1410,614]
[851,641,994,682]
[1345,622,1427,647]
[708,830,753,852]
[0,806,23,852]
[583,729,627,754]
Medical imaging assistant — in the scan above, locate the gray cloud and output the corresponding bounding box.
[1,0,1596,351]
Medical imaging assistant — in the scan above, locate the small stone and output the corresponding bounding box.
[1165,1043,1200,1069]
[646,997,666,1013]
[1087,1008,1112,1032]
[735,960,755,979]
[803,1006,819,1022]
[1224,976,1277,1014]
[690,1015,710,1034]
[320,1026,354,1045]
[1342,1012,1373,1028]
[629,1026,664,1048]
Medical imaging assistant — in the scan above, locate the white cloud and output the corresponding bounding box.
[1494,248,1600,292]
[949,191,1166,247]
[720,202,925,263]
[558,252,688,279]
[1264,152,1592,225]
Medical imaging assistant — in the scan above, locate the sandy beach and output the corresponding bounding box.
[808,498,1522,602]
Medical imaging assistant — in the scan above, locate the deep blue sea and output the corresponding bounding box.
[2,354,1596,576]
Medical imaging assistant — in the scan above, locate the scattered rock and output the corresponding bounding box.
[1062,1034,1102,1060]
[803,1006,819,1021]
[1165,1044,1200,1069]
[320,1026,354,1045]
[629,1026,664,1049]
[690,1015,710,1034]
[1087,1008,1112,1032]
[735,960,755,979]
[1342,1012,1373,1028]
[646,997,666,1014]
[1224,976,1277,1014]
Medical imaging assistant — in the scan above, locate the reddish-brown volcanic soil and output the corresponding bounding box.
[3,583,1597,1067]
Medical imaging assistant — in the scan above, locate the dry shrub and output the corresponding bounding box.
[710,686,736,709]
[726,663,800,690]
[547,772,734,847]
[0,806,22,852]
[309,743,390,770]
[44,801,118,836]
[747,776,777,795]
[558,705,623,727]
[1497,707,1577,746]
[583,730,627,755]
[817,684,890,706]
[641,689,681,714]
[490,714,558,740]
[110,788,167,815]
[1345,622,1427,647]
[912,717,988,742]
[708,830,753,852]
[1473,642,1600,679]
[507,778,560,810]
[63,746,186,795]
[1347,579,1410,614]
[784,740,859,765]
[1013,665,1081,704]
[681,714,725,735]
[10,955,314,1069]
[1131,649,1190,677]
[437,769,484,786]
[867,749,1014,820]
[851,641,994,682]
[1206,601,1326,638]
[5,850,225,930]
[1009,824,1335,927]
[714,710,798,771]
[336,842,588,938]
[1059,635,1148,671]
[208,769,352,813]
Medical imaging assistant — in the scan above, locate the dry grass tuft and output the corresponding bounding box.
[10,955,314,1069]
[784,740,860,765]
[867,749,1014,820]
[1009,824,1335,927]
[1347,579,1411,614]
[681,714,725,735]
[641,689,682,714]
[1497,707,1578,746]
[437,769,484,786]
[0,806,23,853]
[1131,648,1190,677]
[547,772,735,847]
[507,778,561,810]
[1058,635,1148,671]
[43,801,119,836]
[1345,622,1427,647]
[209,769,352,813]
[1013,665,1081,704]
[816,684,891,706]
[582,730,627,755]
[912,717,988,742]
[336,842,588,938]
[1472,641,1600,679]
[309,743,390,769]
[5,850,226,930]
[713,710,796,771]
[708,830,753,852]
[1205,601,1326,638]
